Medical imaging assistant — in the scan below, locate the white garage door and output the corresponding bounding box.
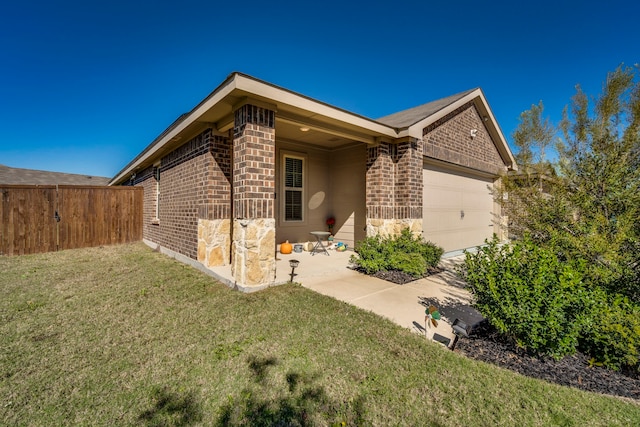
[423,163,495,253]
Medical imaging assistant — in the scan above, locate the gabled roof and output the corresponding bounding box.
[376,89,477,129]
[110,73,516,185]
[375,87,516,171]
[0,164,110,186]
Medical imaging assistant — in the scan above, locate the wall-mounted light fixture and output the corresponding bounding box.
[470,129,478,139]
[299,127,310,132]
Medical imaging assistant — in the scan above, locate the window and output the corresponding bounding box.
[153,165,160,222]
[283,155,304,221]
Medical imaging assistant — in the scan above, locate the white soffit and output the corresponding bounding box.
[234,74,397,138]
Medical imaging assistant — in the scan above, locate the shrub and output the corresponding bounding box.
[388,252,427,277]
[351,228,444,277]
[460,236,589,359]
[580,290,640,371]
[461,235,640,371]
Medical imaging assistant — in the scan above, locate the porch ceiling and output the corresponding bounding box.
[275,118,365,149]
[194,89,381,148]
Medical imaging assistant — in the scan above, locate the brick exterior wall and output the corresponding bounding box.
[133,129,231,260]
[365,139,423,238]
[135,165,161,243]
[365,139,423,220]
[423,102,505,174]
[394,138,423,219]
[366,143,395,220]
[203,133,232,221]
[233,104,275,219]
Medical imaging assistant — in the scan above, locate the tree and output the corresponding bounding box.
[500,65,640,300]
[462,67,640,369]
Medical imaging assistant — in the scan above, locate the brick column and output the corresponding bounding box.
[394,138,423,236]
[365,142,394,236]
[231,104,276,290]
[365,139,423,238]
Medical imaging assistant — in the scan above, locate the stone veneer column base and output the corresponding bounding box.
[231,218,276,288]
[197,219,231,267]
[366,218,423,239]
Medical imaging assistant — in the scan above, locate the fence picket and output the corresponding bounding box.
[0,185,142,255]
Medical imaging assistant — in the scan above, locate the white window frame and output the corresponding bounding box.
[281,152,306,223]
[153,164,161,223]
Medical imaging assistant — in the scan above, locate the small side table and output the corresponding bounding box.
[309,231,331,256]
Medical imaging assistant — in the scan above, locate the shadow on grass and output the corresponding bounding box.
[216,355,367,426]
[138,386,203,426]
[248,354,277,383]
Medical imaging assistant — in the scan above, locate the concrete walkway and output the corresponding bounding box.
[203,243,483,347]
[275,248,483,347]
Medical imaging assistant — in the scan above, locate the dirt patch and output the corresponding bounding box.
[455,321,640,401]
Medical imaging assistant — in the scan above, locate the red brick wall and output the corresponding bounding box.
[133,129,231,259]
[394,138,423,219]
[201,133,232,221]
[366,143,395,219]
[233,104,275,219]
[134,166,160,243]
[423,102,505,174]
[366,139,423,220]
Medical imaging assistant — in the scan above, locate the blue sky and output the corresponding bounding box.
[1,0,638,178]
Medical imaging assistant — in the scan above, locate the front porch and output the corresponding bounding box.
[207,243,355,290]
[200,114,423,290]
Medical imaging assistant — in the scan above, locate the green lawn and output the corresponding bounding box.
[1,243,638,426]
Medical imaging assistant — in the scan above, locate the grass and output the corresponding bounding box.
[1,243,639,426]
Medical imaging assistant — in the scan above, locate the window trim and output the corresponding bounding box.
[152,164,161,224]
[281,152,306,224]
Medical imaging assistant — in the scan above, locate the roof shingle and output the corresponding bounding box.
[0,164,110,186]
[375,89,477,129]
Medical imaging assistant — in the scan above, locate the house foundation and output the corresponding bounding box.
[231,218,275,288]
[197,218,231,267]
[366,218,422,239]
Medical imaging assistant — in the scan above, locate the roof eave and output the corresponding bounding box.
[110,73,399,185]
[109,73,240,185]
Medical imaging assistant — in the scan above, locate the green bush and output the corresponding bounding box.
[580,290,640,371]
[461,236,640,371]
[388,252,427,277]
[461,236,588,359]
[351,228,444,277]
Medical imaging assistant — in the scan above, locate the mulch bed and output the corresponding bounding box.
[455,321,640,401]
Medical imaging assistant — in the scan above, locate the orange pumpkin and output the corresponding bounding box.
[280,240,292,254]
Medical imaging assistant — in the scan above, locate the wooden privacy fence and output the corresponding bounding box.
[0,185,143,256]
